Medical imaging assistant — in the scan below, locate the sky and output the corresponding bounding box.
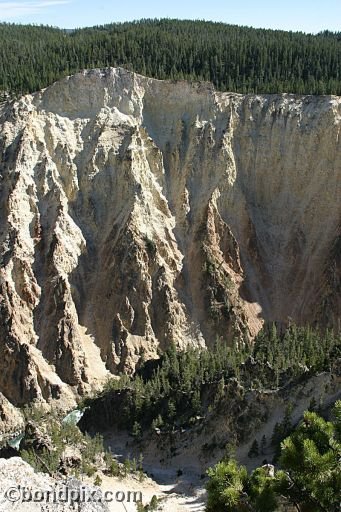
[0,0,340,33]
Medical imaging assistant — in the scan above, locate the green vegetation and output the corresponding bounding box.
[270,403,295,458]
[82,339,249,431]
[248,439,260,458]
[21,414,105,476]
[0,20,340,97]
[20,406,145,480]
[202,252,232,322]
[253,324,339,375]
[205,401,341,512]
[143,236,157,259]
[81,325,340,433]
[137,495,160,512]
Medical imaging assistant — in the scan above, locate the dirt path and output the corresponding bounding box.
[100,431,206,511]
[97,473,205,512]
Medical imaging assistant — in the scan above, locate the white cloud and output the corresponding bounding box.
[0,0,70,19]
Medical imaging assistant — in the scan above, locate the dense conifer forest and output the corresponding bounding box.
[79,325,340,433]
[0,19,340,98]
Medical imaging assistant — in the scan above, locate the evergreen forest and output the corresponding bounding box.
[0,19,340,98]
[79,325,340,434]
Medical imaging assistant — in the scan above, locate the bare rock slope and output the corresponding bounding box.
[0,457,109,511]
[0,68,340,408]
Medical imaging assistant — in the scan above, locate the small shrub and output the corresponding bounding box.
[248,439,259,458]
[144,236,157,258]
[83,463,96,477]
[94,474,102,486]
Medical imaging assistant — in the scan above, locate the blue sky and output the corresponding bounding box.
[0,0,340,33]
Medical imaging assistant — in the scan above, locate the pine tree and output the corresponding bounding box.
[248,439,259,458]
[132,421,142,440]
[260,434,267,455]
[277,405,341,511]
[0,20,340,97]
[206,401,341,512]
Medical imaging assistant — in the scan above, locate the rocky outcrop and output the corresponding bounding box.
[0,457,109,511]
[0,68,340,411]
[0,393,24,436]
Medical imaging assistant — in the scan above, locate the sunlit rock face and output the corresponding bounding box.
[0,68,339,407]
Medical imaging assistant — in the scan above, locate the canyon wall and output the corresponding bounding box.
[0,68,340,407]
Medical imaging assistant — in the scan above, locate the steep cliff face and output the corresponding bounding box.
[0,68,340,408]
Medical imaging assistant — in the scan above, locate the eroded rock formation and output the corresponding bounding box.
[0,68,340,409]
[0,457,110,511]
